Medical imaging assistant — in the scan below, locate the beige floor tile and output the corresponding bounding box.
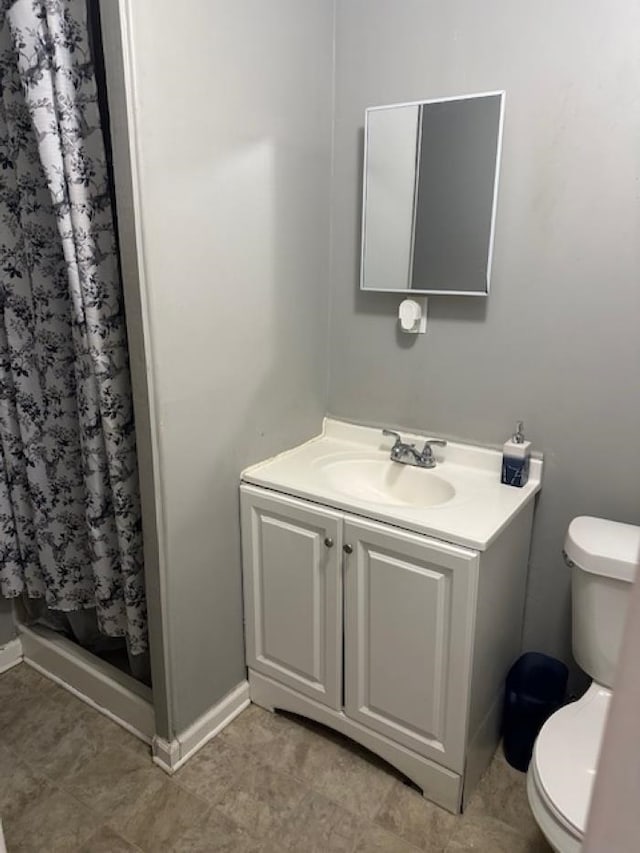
[239,708,400,811]
[2,664,147,774]
[215,756,307,839]
[0,663,55,695]
[354,823,422,853]
[465,748,542,843]
[43,705,149,782]
[0,744,13,774]
[62,742,163,817]
[218,703,285,752]
[0,681,553,853]
[297,731,398,820]
[175,737,246,804]
[75,825,141,852]
[446,813,552,853]
[0,664,25,691]
[167,806,261,852]
[5,684,96,761]
[250,712,345,780]
[0,746,55,821]
[0,664,55,729]
[3,787,97,853]
[109,777,209,850]
[276,789,366,852]
[222,704,398,826]
[376,780,459,851]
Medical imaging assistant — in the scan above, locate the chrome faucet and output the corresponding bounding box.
[382,429,447,469]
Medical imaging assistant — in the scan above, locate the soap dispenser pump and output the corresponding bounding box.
[501,421,531,488]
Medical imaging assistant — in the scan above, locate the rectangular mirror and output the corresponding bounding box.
[360,91,504,295]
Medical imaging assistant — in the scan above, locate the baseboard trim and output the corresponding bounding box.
[152,679,250,774]
[18,623,155,743]
[0,638,22,675]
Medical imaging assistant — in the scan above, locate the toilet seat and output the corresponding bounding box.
[527,760,581,853]
[527,682,611,851]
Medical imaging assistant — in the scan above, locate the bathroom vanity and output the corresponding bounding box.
[240,420,542,813]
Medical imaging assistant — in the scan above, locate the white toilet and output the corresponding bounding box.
[527,516,640,852]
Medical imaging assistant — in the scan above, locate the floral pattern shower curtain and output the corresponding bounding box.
[0,0,147,653]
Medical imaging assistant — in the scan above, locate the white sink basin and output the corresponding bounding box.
[317,456,456,508]
[242,419,543,550]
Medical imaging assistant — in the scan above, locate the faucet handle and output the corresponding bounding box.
[382,429,402,445]
[421,438,447,455]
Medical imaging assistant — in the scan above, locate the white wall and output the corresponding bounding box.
[108,0,334,734]
[104,0,640,732]
[327,0,640,668]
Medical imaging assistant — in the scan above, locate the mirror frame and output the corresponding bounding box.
[360,90,505,296]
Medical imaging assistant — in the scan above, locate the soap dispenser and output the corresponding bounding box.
[501,421,531,488]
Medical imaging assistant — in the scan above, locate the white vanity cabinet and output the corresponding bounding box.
[242,485,478,774]
[343,517,478,773]
[241,487,343,709]
[239,419,541,813]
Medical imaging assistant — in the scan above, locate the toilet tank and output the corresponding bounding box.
[565,516,639,689]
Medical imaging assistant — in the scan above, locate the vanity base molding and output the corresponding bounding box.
[249,669,463,814]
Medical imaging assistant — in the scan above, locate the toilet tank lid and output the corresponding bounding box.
[565,516,640,582]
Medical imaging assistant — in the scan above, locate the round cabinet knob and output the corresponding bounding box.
[343,544,353,555]
[324,537,334,548]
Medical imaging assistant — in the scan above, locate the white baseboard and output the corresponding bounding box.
[152,679,250,774]
[0,638,23,675]
[18,623,155,743]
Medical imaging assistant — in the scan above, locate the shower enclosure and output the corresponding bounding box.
[0,0,154,739]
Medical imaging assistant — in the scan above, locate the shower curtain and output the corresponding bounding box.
[0,0,148,672]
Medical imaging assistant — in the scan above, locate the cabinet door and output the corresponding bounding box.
[343,516,479,772]
[241,485,343,709]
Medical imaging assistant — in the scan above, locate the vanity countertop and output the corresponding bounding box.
[241,419,542,551]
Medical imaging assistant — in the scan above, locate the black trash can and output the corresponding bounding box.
[502,652,569,771]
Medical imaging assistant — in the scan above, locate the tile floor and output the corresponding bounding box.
[0,664,552,852]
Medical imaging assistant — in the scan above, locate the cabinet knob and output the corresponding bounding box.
[343,544,353,555]
[324,537,334,548]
